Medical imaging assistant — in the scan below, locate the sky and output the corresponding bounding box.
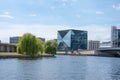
[0,0,120,42]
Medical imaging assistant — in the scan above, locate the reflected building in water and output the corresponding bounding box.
[57,29,87,51]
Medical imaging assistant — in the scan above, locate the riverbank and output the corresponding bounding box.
[56,51,96,56]
[56,50,119,57]
[0,53,55,59]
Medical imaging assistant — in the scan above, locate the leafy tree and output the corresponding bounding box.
[17,33,43,57]
[36,38,43,54]
[44,40,57,54]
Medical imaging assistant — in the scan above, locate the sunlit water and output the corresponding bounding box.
[0,55,120,80]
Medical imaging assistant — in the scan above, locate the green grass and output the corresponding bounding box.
[0,52,54,56]
[0,52,22,56]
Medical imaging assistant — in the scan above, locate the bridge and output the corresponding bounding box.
[96,47,120,57]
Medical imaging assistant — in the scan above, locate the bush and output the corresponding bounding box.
[44,40,57,54]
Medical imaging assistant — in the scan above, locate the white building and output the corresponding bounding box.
[88,40,100,50]
[100,41,111,48]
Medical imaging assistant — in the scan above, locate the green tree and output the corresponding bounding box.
[36,38,43,54]
[17,33,43,57]
[44,40,57,54]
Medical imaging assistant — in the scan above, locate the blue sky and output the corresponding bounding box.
[0,0,120,42]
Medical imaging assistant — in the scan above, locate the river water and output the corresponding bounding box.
[0,55,120,80]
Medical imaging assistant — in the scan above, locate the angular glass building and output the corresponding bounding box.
[57,29,87,51]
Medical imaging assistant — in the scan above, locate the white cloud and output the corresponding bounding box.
[0,11,14,19]
[0,15,14,19]
[29,14,37,17]
[96,11,104,14]
[112,4,120,10]
[0,22,111,43]
[4,12,10,15]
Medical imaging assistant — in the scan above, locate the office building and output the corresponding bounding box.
[10,36,19,44]
[88,40,100,50]
[111,26,120,47]
[57,29,87,51]
[38,37,45,42]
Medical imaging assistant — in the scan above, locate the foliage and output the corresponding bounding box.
[17,33,43,57]
[44,40,57,54]
[36,38,43,54]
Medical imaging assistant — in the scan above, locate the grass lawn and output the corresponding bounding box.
[0,52,22,56]
[0,52,54,58]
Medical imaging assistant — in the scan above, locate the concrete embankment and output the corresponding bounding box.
[57,50,120,57]
[78,50,97,56]
[57,50,96,56]
[0,53,55,59]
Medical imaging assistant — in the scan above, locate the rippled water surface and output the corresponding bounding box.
[0,55,120,80]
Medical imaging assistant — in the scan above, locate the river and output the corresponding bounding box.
[0,55,120,80]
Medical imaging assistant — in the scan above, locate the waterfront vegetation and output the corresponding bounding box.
[16,33,57,57]
[44,40,57,54]
[0,33,57,59]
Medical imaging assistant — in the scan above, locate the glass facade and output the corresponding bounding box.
[57,29,87,51]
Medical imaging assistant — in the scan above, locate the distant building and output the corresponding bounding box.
[47,39,57,42]
[88,40,100,50]
[38,37,45,42]
[10,37,19,44]
[57,29,87,51]
[0,43,16,52]
[111,26,120,47]
[10,36,45,44]
[53,39,57,41]
[100,41,111,48]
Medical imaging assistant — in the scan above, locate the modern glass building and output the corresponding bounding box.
[111,26,120,47]
[57,29,87,51]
